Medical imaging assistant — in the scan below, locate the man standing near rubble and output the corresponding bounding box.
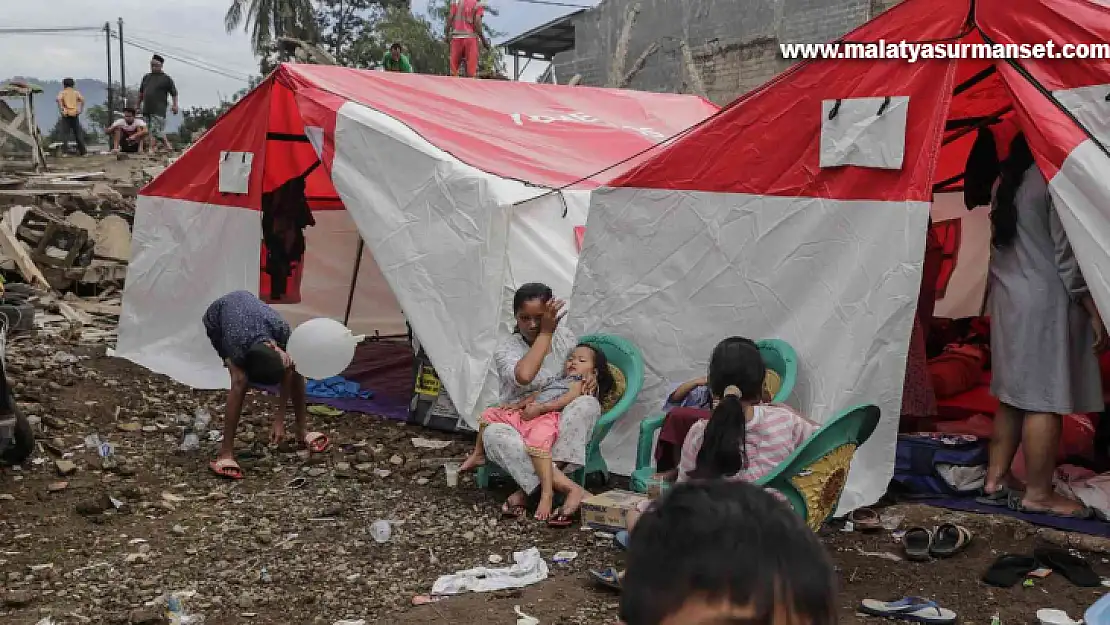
[138,54,179,154]
[446,0,490,78]
[56,78,87,156]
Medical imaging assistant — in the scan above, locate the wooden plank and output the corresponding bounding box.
[56,301,92,326]
[67,300,121,317]
[0,221,47,287]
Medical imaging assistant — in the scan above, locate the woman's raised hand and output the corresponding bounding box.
[539,298,565,335]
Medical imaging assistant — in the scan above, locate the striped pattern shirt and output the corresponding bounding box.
[677,404,817,484]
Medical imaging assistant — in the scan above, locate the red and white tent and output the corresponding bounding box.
[566,0,1110,510]
[114,64,717,422]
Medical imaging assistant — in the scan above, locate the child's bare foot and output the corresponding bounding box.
[535,490,554,521]
[459,452,486,472]
[269,421,286,446]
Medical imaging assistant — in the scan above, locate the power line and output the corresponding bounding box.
[125,33,256,78]
[0,26,103,33]
[114,34,253,82]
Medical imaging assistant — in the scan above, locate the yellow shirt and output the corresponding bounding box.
[58,88,83,117]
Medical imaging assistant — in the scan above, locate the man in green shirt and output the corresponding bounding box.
[382,43,413,73]
[138,54,179,154]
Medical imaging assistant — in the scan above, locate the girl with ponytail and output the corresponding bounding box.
[680,337,819,482]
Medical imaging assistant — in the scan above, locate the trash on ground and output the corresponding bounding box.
[552,551,578,563]
[411,437,452,450]
[853,547,903,562]
[1037,608,1081,625]
[431,547,549,595]
[370,520,392,543]
[515,606,540,625]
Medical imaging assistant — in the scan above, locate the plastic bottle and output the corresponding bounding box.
[180,433,200,452]
[193,408,211,431]
[370,520,391,543]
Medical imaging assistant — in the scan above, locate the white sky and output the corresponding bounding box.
[1,0,598,108]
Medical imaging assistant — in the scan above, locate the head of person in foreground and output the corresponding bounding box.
[619,480,837,625]
[241,341,289,386]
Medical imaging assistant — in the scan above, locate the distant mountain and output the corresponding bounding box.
[4,76,180,133]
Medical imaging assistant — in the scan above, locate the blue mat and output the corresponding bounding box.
[305,376,374,399]
[915,495,1110,538]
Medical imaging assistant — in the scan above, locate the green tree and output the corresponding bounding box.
[225,0,319,56]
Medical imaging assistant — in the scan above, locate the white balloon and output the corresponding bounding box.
[286,318,360,380]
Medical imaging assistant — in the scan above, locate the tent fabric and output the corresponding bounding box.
[115,65,718,420]
[568,0,1110,513]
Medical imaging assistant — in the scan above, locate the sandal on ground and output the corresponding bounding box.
[930,523,972,558]
[500,501,526,519]
[547,507,579,528]
[902,526,934,562]
[976,486,1021,508]
[858,597,956,624]
[209,458,244,480]
[981,554,1038,588]
[848,507,883,532]
[1010,499,1095,520]
[614,530,630,551]
[589,568,623,592]
[301,431,331,453]
[1034,546,1102,587]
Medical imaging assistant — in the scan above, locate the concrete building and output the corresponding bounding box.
[504,0,904,105]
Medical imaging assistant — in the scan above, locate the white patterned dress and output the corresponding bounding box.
[482,327,601,494]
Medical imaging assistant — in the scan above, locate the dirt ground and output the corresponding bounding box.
[0,330,1107,624]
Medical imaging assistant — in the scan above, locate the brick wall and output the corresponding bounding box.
[551,0,906,104]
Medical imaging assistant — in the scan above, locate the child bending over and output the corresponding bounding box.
[462,343,614,520]
[619,480,836,625]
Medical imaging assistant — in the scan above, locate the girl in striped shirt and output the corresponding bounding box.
[678,336,819,484]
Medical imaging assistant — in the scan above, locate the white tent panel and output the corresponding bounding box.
[568,187,929,513]
[115,198,262,389]
[273,210,406,337]
[931,192,991,320]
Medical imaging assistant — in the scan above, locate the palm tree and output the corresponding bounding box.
[225,0,320,55]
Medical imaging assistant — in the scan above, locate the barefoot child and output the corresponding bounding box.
[462,343,614,520]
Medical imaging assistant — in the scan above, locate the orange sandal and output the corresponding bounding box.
[209,458,244,480]
[301,432,330,453]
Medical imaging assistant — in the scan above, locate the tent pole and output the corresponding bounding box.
[343,238,364,326]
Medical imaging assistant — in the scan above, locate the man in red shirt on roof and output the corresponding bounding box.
[446,0,490,78]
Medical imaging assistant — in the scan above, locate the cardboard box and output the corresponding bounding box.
[581,489,648,531]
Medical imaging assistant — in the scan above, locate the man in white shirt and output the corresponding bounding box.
[109,107,148,154]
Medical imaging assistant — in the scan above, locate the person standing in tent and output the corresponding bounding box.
[445,0,490,78]
[382,43,414,73]
[203,291,331,479]
[467,283,601,525]
[980,132,1107,518]
[138,54,179,154]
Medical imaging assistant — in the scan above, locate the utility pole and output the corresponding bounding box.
[104,22,114,118]
[118,18,126,107]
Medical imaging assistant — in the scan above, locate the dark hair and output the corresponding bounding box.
[390,42,403,51]
[991,133,1034,249]
[576,343,615,401]
[123,107,136,115]
[690,336,765,480]
[242,343,286,385]
[620,480,837,625]
[512,282,552,314]
[152,54,165,64]
[63,78,75,88]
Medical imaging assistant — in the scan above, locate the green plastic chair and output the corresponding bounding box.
[754,404,880,531]
[476,333,645,489]
[629,338,799,493]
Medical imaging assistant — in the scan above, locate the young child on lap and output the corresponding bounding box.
[462,343,614,520]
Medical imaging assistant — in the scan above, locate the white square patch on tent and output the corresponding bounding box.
[218,151,254,194]
[820,96,909,170]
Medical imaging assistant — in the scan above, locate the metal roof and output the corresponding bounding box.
[501,9,585,60]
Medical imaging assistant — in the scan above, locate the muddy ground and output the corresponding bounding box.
[0,330,1107,624]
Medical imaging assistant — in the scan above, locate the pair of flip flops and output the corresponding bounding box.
[499,501,578,528]
[209,432,331,480]
[902,524,973,561]
[982,547,1102,588]
[858,597,956,624]
[978,487,1095,519]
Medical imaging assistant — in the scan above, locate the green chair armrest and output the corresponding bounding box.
[635,413,666,471]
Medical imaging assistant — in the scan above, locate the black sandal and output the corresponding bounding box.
[547,507,578,528]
